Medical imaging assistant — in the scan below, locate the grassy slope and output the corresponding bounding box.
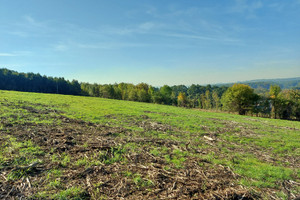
[0,90,299,199]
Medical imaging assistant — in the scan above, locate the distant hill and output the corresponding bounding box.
[217,77,300,90]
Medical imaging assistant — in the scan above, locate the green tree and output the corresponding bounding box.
[177,92,188,107]
[101,85,115,98]
[148,86,155,103]
[152,91,164,104]
[71,80,81,95]
[136,83,150,102]
[137,89,150,102]
[204,90,212,109]
[118,83,128,100]
[128,88,138,101]
[277,89,300,120]
[212,90,221,110]
[221,84,258,115]
[160,85,172,105]
[198,94,205,109]
[269,85,281,119]
[113,84,122,99]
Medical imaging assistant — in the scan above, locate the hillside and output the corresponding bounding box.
[218,77,300,90]
[0,90,299,199]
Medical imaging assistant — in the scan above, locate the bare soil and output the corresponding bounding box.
[0,101,293,199]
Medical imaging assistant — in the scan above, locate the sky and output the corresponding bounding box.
[0,0,300,86]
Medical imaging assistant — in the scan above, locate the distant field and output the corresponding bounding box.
[0,90,299,199]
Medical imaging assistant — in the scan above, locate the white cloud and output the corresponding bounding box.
[162,33,217,41]
[228,0,263,18]
[267,3,285,12]
[138,22,156,30]
[24,15,35,24]
[0,51,32,57]
[145,5,159,18]
[160,32,240,44]
[77,42,155,49]
[8,31,28,37]
[107,21,163,36]
[23,15,45,28]
[53,44,69,51]
[52,40,156,51]
[1,16,50,38]
[16,15,54,35]
[0,53,16,57]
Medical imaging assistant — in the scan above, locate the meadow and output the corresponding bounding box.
[0,90,299,199]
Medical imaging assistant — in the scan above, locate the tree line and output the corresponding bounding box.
[80,82,228,108]
[1,68,299,120]
[0,68,81,95]
[221,84,300,120]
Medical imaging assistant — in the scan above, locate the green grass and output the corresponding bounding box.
[164,149,188,169]
[97,146,127,165]
[1,90,299,198]
[48,179,62,189]
[0,136,44,176]
[47,169,62,179]
[54,186,89,200]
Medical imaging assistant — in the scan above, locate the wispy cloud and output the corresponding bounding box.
[103,20,240,44]
[166,5,201,18]
[8,31,28,37]
[1,16,47,38]
[10,15,55,37]
[117,6,242,44]
[106,21,163,36]
[23,15,47,28]
[138,22,157,31]
[53,44,69,51]
[228,0,263,18]
[7,8,243,55]
[267,2,285,12]
[0,51,32,57]
[53,41,158,51]
[144,5,160,18]
[231,0,263,12]
[50,19,242,52]
[159,32,239,43]
[0,53,16,57]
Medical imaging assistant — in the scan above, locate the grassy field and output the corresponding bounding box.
[0,90,299,199]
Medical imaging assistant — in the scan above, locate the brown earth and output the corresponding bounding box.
[0,102,285,199]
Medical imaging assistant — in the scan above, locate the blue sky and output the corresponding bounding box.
[0,0,300,85]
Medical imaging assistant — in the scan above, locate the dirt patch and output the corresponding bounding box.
[138,120,173,132]
[1,114,258,199]
[0,101,292,199]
